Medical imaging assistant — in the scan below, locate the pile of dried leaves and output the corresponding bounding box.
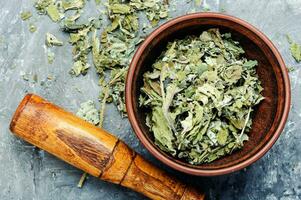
[140,29,264,164]
[32,0,169,118]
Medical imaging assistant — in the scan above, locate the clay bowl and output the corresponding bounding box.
[125,13,291,176]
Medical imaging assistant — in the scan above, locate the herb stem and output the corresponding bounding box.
[77,172,88,188]
[239,107,252,139]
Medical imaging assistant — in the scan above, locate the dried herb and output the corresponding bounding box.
[70,60,90,76]
[20,11,32,21]
[29,23,37,33]
[34,0,169,115]
[46,3,63,22]
[62,0,85,11]
[35,0,54,14]
[91,0,169,114]
[287,34,301,63]
[76,100,100,125]
[47,50,55,64]
[35,0,65,21]
[46,33,63,46]
[290,43,301,62]
[140,29,264,165]
[60,14,101,77]
[130,0,169,27]
[20,11,37,33]
[77,172,88,188]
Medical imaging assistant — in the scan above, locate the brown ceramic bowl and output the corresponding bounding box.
[125,13,291,176]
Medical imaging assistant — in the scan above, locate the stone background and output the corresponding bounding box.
[0,0,300,199]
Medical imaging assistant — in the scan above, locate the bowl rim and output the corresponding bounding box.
[125,12,291,176]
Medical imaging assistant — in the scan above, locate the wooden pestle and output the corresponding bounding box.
[9,94,205,200]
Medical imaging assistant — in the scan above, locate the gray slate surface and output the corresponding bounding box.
[0,0,301,199]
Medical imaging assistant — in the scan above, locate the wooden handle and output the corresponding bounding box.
[10,94,205,200]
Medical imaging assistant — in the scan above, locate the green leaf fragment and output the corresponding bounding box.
[290,42,301,63]
[62,0,85,11]
[46,33,63,46]
[287,34,301,63]
[35,0,54,14]
[29,23,37,33]
[108,4,132,14]
[243,60,258,69]
[152,107,176,155]
[20,11,32,21]
[70,60,90,76]
[47,3,63,22]
[61,12,83,32]
[76,100,100,125]
[217,128,229,146]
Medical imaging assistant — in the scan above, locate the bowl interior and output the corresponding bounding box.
[128,14,288,173]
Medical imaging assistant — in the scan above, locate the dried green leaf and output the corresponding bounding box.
[20,11,32,21]
[35,0,54,14]
[62,0,85,11]
[46,33,63,46]
[47,3,63,22]
[243,60,258,69]
[29,23,37,33]
[76,100,100,125]
[287,34,301,63]
[61,12,84,32]
[217,128,228,146]
[70,60,90,76]
[151,106,176,155]
[290,42,301,63]
[108,4,132,14]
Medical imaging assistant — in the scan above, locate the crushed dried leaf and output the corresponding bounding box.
[46,33,63,46]
[21,11,33,21]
